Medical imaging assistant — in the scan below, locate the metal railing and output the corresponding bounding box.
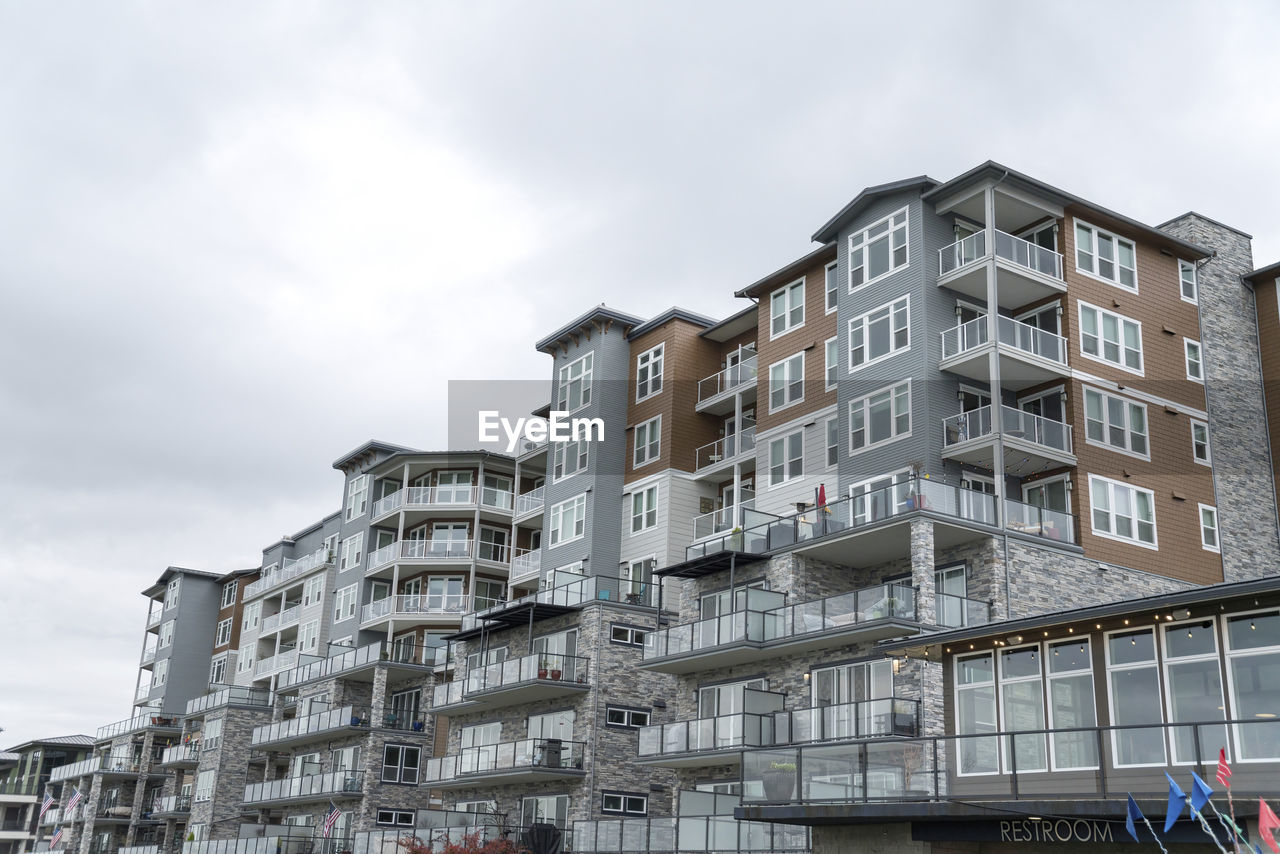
[366,538,481,572]
[515,486,545,517]
[460,573,657,631]
[261,603,302,634]
[49,757,100,783]
[643,582,917,661]
[511,547,541,579]
[251,705,362,747]
[697,353,758,404]
[159,744,201,765]
[254,648,299,677]
[423,738,586,783]
[938,228,1063,280]
[134,684,151,702]
[360,593,471,625]
[120,846,160,854]
[572,816,809,853]
[940,314,1068,366]
[0,777,42,795]
[935,593,994,628]
[639,711,778,757]
[151,794,190,813]
[1004,497,1076,544]
[775,698,920,744]
[96,713,179,741]
[244,547,333,599]
[373,485,486,518]
[692,498,756,541]
[185,685,271,715]
[242,771,364,805]
[186,836,353,854]
[695,426,757,470]
[434,652,590,708]
[146,609,163,628]
[139,646,157,666]
[278,640,432,690]
[356,813,508,854]
[741,718,1280,804]
[942,405,1072,455]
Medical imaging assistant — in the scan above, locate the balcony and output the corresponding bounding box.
[185,834,355,854]
[360,594,471,629]
[254,648,299,677]
[423,738,587,788]
[96,713,180,742]
[935,592,996,628]
[937,229,1066,309]
[134,684,152,702]
[242,771,364,806]
[514,486,544,520]
[357,811,507,852]
[40,809,60,826]
[641,583,919,674]
[455,573,657,638]
[146,609,163,629]
[573,814,809,853]
[158,744,201,767]
[365,538,502,579]
[251,705,368,749]
[260,603,302,635]
[774,698,920,744]
[185,685,271,716]
[244,547,333,600]
[1003,497,1076,545]
[696,351,758,415]
[638,690,784,767]
[693,426,756,476]
[150,795,190,816]
[941,405,1075,476]
[119,847,160,854]
[939,315,1069,391]
[432,652,590,714]
[49,757,100,783]
[740,718,1280,807]
[510,547,542,584]
[139,646,158,666]
[277,640,433,691]
[692,499,756,542]
[372,485,510,523]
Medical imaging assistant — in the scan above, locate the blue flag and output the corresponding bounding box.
[1165,772,1187,832]
[1127,794,1145,843]
[1190,771,1213,814]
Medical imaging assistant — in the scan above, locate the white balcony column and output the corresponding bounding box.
[732,385,744,529]
[985,185,1011,620]
[470,459,484,597]
[397,462,409,542]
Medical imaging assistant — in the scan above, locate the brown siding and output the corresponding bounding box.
[214,571,259,654]
[754,258,839,434]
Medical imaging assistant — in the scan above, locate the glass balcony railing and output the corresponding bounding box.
[515,487,545,517]
[511,547,541,578]
[277,641,433,690]
[244,547,333,599]
[433,652,590,708]
[692,498,756,541]
[639,689,785,757]
[935,593,994,628]
[1004,497,1076,544]
[49,757,101,783]
[938,228,1063,280]
[365,538,501,573]
[572,815,809,853]
[697,353,758,405]
[774,698,920,744]
[151,795,191,814]
[423,738,586,784]
[185,685,271,715]
[360,593,472,625]
[372,485,511,518]
[942,405,1072,455]
[251,705,363,747]
[940,314,1068,366]
[96,713,179,741]
[159,744,201,765]
[242,771,364,805]
[459,573,657,632]
[694,426,756,470]
[261,603,302,634]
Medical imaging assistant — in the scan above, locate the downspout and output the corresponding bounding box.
[1243,274,1280,556]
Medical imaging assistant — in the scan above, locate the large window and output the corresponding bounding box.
[242,600,260,632]
[1046,639,1098,770]
[770,279,805,338]
[1224,609,1280,760]
[221,581,238,608]
[549,495,587,546]
[1179,259,1198,303]
[1161,620,1227,764]
[557,353,593,412]
[848,207,908,290]
[553,438,588,481]
[630,485,658,534]
[848,296,909,371]
[193,770,215,803]
[954,653,998,775]
[849,381,911,454]
[340,533,364,570]
[1089,475,1156,548]
[1075,220,1137,291]
[768,431,803,487]
[345,474,369,521]
[333,584,357,622]
[236,643,254,674]
[202,718,224,751]
[636,344,663,401]
[1185,338,1204,382]
[382,744,420,784]
[159,620,174,648]
[521,795,569,830]
[302,575,324,607]
[633,416,661,468]
[826,416,839,467]
[215,619,232,647]
[209,655,228,687]
[1106,629,1166,766]
[999,647,1046,773]
[297,620,319,654]
[769,353,804,412]
[1084,387,1148,458]
[1079,301,1143,374]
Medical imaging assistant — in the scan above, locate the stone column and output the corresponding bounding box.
[908,518,935,626]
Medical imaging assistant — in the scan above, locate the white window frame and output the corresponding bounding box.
[629,485,658,535]
[1190,419,1211,466]
[552,437,589,482]
[152,658,169,687]
[605,707,651,728]
[1103,627,1167,768]
[1184,338,1204,383]
[825,415,839,467]
[193,770,215,803]
[302,575,324,608]
[633,415,661,469]
[601,793,647,816]
[824,261,838,314]
[1074,218,1138,292]
[297,620,320,654]
[1021,474,1072,514]
[847,295,910,373]
[159,620,175,649]
[557,352,594,413]
[996,645,1047,774]
[1045,638,1099,772]
[214,618,232,647]
[769,278,805,339]
[1078,300,1143,375]
[1179,259,1198,304]
[333,584,358,622]
[375,810,415,827]
[953,651,998,777]
[847,206,909,292]
[242,600,260,632]
[767,430,804,489]
[1088,474,1158,550]
[236,642,254,674]
[1199,504,1220,553]
[165,578,180,610]
[345,474,369,521]
[848,379,912,455]
[340,533,364,570]
[768,352,805,413]
[549,494,587,547]
[825,337,838,390]
[636,344,664,402]
[221,581,237,608]
[209,654,228,686]
[1083,386,1150,460]
[610,625,646,646]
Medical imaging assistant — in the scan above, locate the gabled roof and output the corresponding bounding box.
[627,307,718,340]
[1244,260,1280,284]
[5,734,95,752]
[811,176,939,244]
[142,565,222,596]
[735,242,837,299]
[534,305,645,354]
[331,440,418,471]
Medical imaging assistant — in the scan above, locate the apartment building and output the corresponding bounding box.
[1,737,93,854]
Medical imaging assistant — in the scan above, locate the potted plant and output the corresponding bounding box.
[728,526,744,552]
[538,659,549,679]
[549,661,562,681]
[761,760,796,802]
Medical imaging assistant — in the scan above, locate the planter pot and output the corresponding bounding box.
[538,669,548,679]
[761,769,796,802]
[728,533,744,551]
[550,669,562,681]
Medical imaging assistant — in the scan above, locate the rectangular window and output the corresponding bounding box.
[848,207,908,290]
[215,618,232,647]
[1084,387,1148,458]
[768,353,804,412]
[242,601,260,633]
[381,744,420,784]
[848,296,909,371]
[557,352,594,412]
[1075,220,1137,291]
[1089,475,1156,548]
[208,655,228,686]
[633,415,661,468]
[849,380,911,454]
[1078,301,1143,374]
[1179,259,1198,303]
[340,533,364,570]
[166,578,181,610]
[768,431,803,487]
[825,337,838,390]
[236,643,254,674]
[333,584,358,622]
[770,279,805,338]
[601,793,647,816]
[954,653,998,775]
[610,625,646,646]
[1224,609,1280,760]
[1046,639,1098,770]
[375,810,415,827]
[553,438,588,481]
[1106,629,1166,767]
[302,575,324,607]
[159,620,175,649]
[605,707,651,729]
[630,485,658,534]
[297,620,319,653]
[221,581,237,608]
[193,770,215,803]
[1185,338,1204,382]
[999,647,1046,773]
[1199,504,1219,552]
[825,416,839,467]
[1191,419,1211,465]
[345,474,369,521]
[636,344,664,401]
[202,718,223,751]
[521,795,569,830]
[1161,620,1227,764]
[549,495,587,546]
[824,261,838,313]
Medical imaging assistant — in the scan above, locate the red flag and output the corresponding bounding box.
[1216,748,1232,788]
[1259,798,1280,854]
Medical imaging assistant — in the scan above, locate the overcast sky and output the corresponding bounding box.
[2,1,1279,747]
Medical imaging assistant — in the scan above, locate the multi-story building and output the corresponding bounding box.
[136,569,228,715]
[0,736,93,854]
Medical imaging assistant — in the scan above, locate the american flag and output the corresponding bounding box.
[49,828,63,849]
[39,793,55,819]
[322,801,341,838]
[64,787,82,813]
